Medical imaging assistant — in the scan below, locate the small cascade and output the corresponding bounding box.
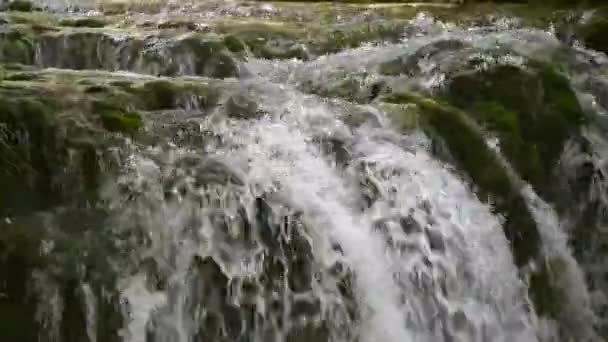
[1,1,608,342]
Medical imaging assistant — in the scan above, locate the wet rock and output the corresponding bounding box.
[193,158,244,186]
[315,136,351,166]
[0,218,42,341]
[379,39,470,76]
[286,323,329,342]
[381,92,541,268]
[138,80,178,110]
[451,310,468,331]
[225,92,263,120]
[7,0,35,12]
[100,111,143,134]
[399,215,423,235]
[0,29,34,65]
[359,175,381,209]
[58,17,107,28]
[341,106,383,129]
[443,61,586,194]
[226,23,308,60]
[290,297,320,319]
[425,228,445,252]
[576,13,608,55]
[1,30,240,79]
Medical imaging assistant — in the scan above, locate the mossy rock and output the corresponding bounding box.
[100,111,142,134]
[4,71,38,81]
[441,62,586,195]
[380,91,582,327]
[84,84,111,94]
[577,15,608,54]
[0,219,44,342]
[379,39,470,76]
[223,35,247,54]
[0,29,35,65]
[136,80,178,110]
[379,102,420,130]
[218,22,309,60]
[7,0,35,12]
[59,17,107,28]
[0,96,61,215]
[168,36,240,78]
[381,92,541,268]
[528,257,569,318]
[313,22,405,55]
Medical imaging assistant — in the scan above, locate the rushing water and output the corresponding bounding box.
[4,2,608,342]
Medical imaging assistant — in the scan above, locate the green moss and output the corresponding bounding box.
[157,20,197,30]
[442,63,585,194]
[216,22,309,60]
[528,257,568,318]
[380,103,419,130]
[5,72,37,81]
[84,85,110,94]
[223,35,247,54]
[99,111,142,134]
[315,22,404,55]
[109,80,134,90]
[59,17,107,28]
[169,36,239,77]
[577,16,608,54]
[0,96,58,215]
[90,97,128,113]
[382,87,582,325]
[7,0,35,12]
[382,92,540,268]
[0,30,34,65]
[137,80,177,110]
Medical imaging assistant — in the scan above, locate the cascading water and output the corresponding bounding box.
[103,80,541,342]
[2,1,608,342]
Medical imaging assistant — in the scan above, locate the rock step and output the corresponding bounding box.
[0,7,420,75]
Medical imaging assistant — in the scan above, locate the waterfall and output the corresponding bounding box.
[1,1,607,341]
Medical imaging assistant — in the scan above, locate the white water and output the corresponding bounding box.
[109,77,548,341]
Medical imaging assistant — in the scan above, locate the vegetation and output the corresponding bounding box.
[7,0,35,12]
[59,17,108,28]
[577,15,608,54]
[0,29,34,65]
[100,111,142,134]
[442,62,586,197]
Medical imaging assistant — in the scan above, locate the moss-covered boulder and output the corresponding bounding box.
[576,14,608,54]
[0,96,64,216]
[7,0,35,12]
[0,71,243,341]
[0,29,34,65]
[0,28,241,79]
[168,35,240,78]
[440,62,586,196]
[379,39,470,76]
[379,91,576,327]
[100,111,142,134]
[58,17,107,28]
[218,23,309,60]
[382,92,541,267]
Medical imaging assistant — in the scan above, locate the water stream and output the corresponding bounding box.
[2,1,608,342]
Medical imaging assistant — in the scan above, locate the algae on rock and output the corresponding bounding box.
[380,91,573,325]
[441,62,586,196]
